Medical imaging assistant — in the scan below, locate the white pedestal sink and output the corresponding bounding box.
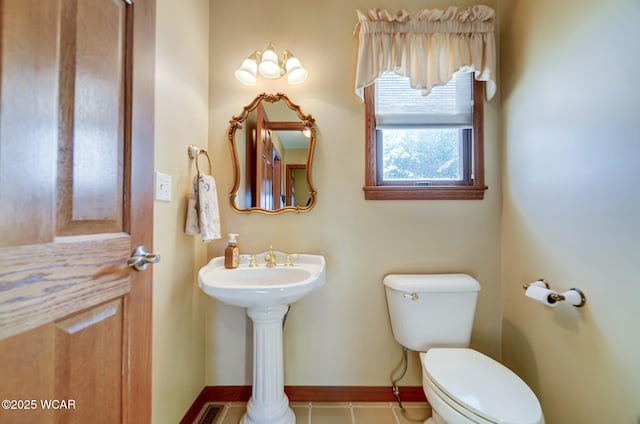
[199,252,326,424]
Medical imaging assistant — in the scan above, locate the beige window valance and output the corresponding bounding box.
[354,5,497,101]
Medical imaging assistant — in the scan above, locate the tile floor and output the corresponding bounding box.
[195,401,432,424]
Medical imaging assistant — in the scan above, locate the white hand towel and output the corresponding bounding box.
[185,172,221,243]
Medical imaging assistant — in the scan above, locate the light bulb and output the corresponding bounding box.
[258,43,283,78]
[284,52,308,84]
[234,53,259,86]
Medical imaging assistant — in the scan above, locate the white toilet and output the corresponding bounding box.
[384,274,544,424]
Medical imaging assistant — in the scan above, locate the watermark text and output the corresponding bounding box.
[2,399,76,410]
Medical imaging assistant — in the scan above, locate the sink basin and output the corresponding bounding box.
[198,252,325,308]
[199,251,326,424]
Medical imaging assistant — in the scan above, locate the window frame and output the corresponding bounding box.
[363,77,487,200]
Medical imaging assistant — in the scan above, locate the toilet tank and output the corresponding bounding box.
[383,274,480,352]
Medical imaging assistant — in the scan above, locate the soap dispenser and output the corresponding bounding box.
[224,233,240,269]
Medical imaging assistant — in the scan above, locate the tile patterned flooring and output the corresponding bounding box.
[195,401,432,424]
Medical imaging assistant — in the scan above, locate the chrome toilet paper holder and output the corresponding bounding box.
[522,279,586,307]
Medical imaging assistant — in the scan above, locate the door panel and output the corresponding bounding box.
[0,299,124,424]
[0,0,59,247]
[58,0,126,235]
[0,0,155,423]
[256,104,274,209]
[0,324,56,424]
[54,300,123,423]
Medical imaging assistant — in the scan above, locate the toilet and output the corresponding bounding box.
[383,274,544,424]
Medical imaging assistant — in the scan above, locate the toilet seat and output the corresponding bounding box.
[421,348,544,424]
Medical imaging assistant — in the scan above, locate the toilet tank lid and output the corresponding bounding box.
[383,274,480,292]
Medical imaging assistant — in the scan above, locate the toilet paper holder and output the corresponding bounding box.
[522,279,586,307]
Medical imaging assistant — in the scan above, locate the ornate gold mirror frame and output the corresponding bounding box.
[228,93,317,214]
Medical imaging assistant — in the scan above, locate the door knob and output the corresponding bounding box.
[127,245,160,271]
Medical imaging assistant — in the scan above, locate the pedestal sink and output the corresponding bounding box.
[199,252,326,424]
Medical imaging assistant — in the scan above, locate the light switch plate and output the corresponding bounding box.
[154,172,172,202]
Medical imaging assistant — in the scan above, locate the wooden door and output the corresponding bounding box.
[256,104,274,209]
[260,129,274,210]
[0,1,155,423]
[286,164,307,207]
[272,152,282,209]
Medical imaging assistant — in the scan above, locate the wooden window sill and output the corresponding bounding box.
[363,185,487,200]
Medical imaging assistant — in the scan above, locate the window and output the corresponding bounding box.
[364,72,487,200]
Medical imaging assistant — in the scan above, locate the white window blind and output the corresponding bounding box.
[375,71,473,128]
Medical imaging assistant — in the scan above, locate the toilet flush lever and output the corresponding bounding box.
[403,292,419,301]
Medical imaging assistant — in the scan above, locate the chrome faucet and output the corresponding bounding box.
[264,245,277,267]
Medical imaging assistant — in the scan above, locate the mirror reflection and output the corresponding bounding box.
[229,93,316,214]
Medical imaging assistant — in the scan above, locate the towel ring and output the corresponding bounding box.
[188,144,212,175]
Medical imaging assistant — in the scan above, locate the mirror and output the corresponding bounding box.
[228,93,317,214]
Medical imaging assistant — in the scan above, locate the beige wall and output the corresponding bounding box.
[153,0,210,423]
[500,1,640,423]
[205,0,502,387]
[151,0,640,421]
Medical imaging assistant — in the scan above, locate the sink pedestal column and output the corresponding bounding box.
[242,305,294,424]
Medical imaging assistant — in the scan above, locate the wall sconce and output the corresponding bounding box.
[235,43,308,86]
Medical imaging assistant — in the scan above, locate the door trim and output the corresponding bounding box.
[125,0,156,422]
